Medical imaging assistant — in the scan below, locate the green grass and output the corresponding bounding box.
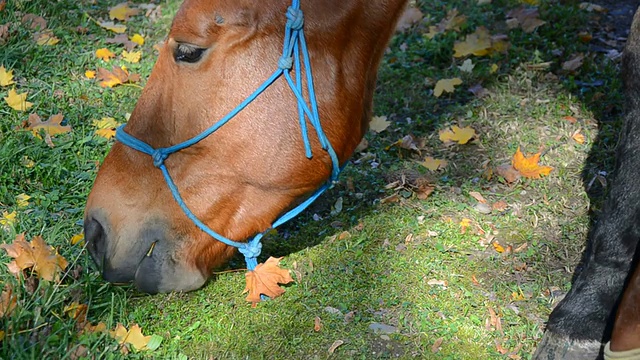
[0,0,625,358]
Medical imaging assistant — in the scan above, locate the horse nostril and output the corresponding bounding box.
[84,217,107,268]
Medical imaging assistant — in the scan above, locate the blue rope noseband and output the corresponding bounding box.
[115,0,341,271]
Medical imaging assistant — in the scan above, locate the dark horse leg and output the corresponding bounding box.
[534,8,640,360]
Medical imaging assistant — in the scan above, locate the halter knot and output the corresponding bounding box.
[238,241,263,259]
[278,56,294,69]
[286,7,304,30]
[152,149,169,167]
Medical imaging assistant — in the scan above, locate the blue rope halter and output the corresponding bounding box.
[115,0,341,271]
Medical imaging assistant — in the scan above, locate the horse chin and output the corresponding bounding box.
[133,238,208,294]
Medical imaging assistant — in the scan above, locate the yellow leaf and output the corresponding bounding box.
[490,63,499,73]
[130,34,144,46]
[26,113,72,138]
[97,66,140,88]
[21,156,35,168]
[93,117,120,139]
[453,27,492,57]
[0,211,16,230]
[98,21,127,33]
[36,31,59,46]
[16,193,30,208]
[70,233,85,246]
[122,50,141,63]
[438,125,476,144]
[95,48,115,61]
[109,323,152,351]
[244,257,294,307]
[0,66,15,87]
[433,78,462,97]
[369,115,391,133]
[418,157,447,171]
[511,147,553,179]
[4,88,33,111]
[493,242,505,253]
[572,130,586,144]
[109,3,140,21]
[460,218,471,233]
[85,70,96,79]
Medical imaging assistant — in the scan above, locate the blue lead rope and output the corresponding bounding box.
[115,0,341,271]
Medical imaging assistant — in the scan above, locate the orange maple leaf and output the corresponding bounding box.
[511,147,553,179]
[244,257,294,307]
[26,113,71,139]
[97,66,141,88]
[0,234,68,282]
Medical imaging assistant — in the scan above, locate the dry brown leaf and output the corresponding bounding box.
[0,234,68,282]
[97,66,140,88]
[492,200,508,211]
[328,340,344,354]
[396,6,423,31]
[469,191,486,203]
[425,9,467,39]
[314,316,322,332]
[105,34,138,51]
[0,284,17,318]
[562,53,584,72]
[512,147,553,179]
[506,6,546,33]
[572,129,586,144]
[26,113,71,139]
[243,257,294,307]
[21,14,47,30]
[495,164,521,183]
[431,337,444,353]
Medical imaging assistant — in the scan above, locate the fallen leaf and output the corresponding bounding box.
[244,257,294,307]
[572,129,586,144]
[109,3,140,21]
[98,21,127,33]
[96,48,116,61]
[0,284,17,318]
[16,193,31,208]
[93,117,120,139]
[434,78,462,97]
[121,50,141,63]
[25,113,71,139]
[492,200,508,211]
[562,53,584,72]
[418,157,447,171]
[396,6,423,31]
[495,164,521,183]
[109,323,159,351]
[426,9,467,39]
[0,234,68,282]
[35,31,59,46]
[97,66,140,88]
[0,211,16,230]
[427,279,448,287]
[85,70,96,79]
[579,2,606,12]
[105,34,138,51]
[314,316,322,331]
[4,88,33,111]
[468,84,489,98]
[130,34,144,46]
[512,147,553,179]
[458,59,475,72]
[469,191,486,203]
[460,218,471,233]
[438,125,475,144]
[563,115,578,124]
[0,66,15,86]
[493,242,505,253]
[70,233,85,246]
[21,14,47,30]
[369,115,391,133]
[431,337,444,353]
[506,6,546,33]
[328,340,344,354]
[453,27,492,57]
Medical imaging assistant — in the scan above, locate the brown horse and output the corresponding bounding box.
[84,0,409,293]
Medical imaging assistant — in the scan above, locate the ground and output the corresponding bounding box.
[0,0,638,359]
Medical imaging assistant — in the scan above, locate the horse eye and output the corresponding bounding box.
[174,44,206,63]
